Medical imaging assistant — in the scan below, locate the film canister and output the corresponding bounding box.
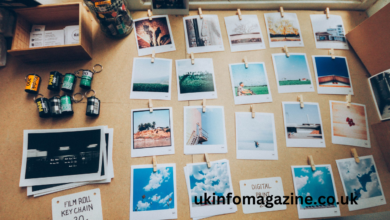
[61,72,77,92]
[34,94,50,118]
[49,95,62,117]
[60,94,74,116]
[47,71,63,91]
[85,90,100,117]
[25,74,41,94]
[79,64,103,90]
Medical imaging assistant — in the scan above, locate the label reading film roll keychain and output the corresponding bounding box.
[49,95,62,117]
[61,72,78,92]
[25,74,41,94]
[85,90,100,117]
[34,94,50,118]
[47,71,63,91]
[79,64,103,90]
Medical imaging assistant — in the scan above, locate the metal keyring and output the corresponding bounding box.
[74,69,83,78]
[33,94,44,101]
[53,95,61,99]
[85,89,96,98]
[72,93,84,103]
[93,64,103,73]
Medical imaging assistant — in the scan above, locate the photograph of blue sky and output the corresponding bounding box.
[231,63,267,86]
[133,109,170,130]
[274,54,310,81]
[133,59,171,84]
[176,59,214,76]
[133,167,175,211]
[294,166,337,209]
[196,107,225,145]
[314,57,349,78]
[284,103,321,125]
[337,157,383,201]
[189,161,232,207]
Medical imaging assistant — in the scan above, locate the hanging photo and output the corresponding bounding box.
[183,106,227,154]
[176,58,218,101]
[264,13,304,48]
[183,15,224,53]
[229,62,272,105]
[312,56,354,95]
[235,112,278,160]
[310,14,348,50]
[329,101,371,148]
[152,0,189,15]
[282,102,326,148]
[130,58,172,100]
[368,71,390,121]
[133,15,176,56]
[224,15,265,52]
[131,108,175,157]
[272,53,315,93]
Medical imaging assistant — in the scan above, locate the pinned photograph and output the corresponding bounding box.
[272,53,315,93]
[224,15,265,52]
[130,58,172,100]
[176,58,217,101]
[134,15,176,56]
[330,101,371,148]
[184,106,227,154]
[130,164,177,220]
[368,71,390,120]
[235,112,278,160]
[152,0,189,15]
[229,62,272,105]
[292,165,340,219]
[264,13,304,48]
[131,108,175,157]
[19,126,107,187]
[310,14,348,50]
[183,15,224,53]
[336,155,386,211]
[184,159,237,218]
[312,56,354,95]
[282,102,325,148]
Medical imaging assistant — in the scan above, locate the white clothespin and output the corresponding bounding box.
[280,7,284,18]
[151,50,155,63]
[205,153,211,168]
[329,48,335,59]
[153,156,157,172]
[297,95,304,108]
[190,52,195,65]
[325,7,330,19]
[237,8,242,20]
[149,99,153,113]
[202,99,206,113]
[283,45,290,57]
[243,56,248,68]
[308,155,316,171]
[346,94,351,108]
[251,105,255,118]
[198,8,203,19]
[148,9,152,20]
[351,148,360,163]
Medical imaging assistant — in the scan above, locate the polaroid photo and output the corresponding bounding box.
[184,159,237,218]
[184,106,227,154]
[272,53,315,93]
[368,71,390,121]
[224,15,265,52]
[312,56,354,95]
[229,62,272,105]
[131,108,174,157]
[235,112,278,160]
[330,101,371,148]
[310,14,348,50]
[264,13,304,48]
[292,165,340,219]
[176,58,218,101]
[152,0,189,15]
[130,58,172,100]
[282,102,326,148]
[19,126,107,187]
[133,15,176,56]
[183,15,224,53]
[336,155,386,211]
[130,164,177,220]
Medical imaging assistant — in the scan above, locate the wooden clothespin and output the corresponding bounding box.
[243,56,248,68]
[237,8,242,20]
[204,153,211,168]
[329,48,335,59]
[307,155,316,171]
[152,156,157,172]
[250,105,255,118]
[297,95,304,108]
[198,8,203,19]
[190,52,195,65]
[280,7,284,18]
[283,45,290,57]
[202,99,206,113]
[325,7,330,19]
[147,9,152,20]
[149,99,153,113]
[151,50,155,63]
[351,148,360,163]
[346,94,351,108]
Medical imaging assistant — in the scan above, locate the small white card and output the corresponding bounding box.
[30,31,44,48]
[64,25,79,45]
[52,188,103,220]
[239,177,286,214]
[44,30,65,47]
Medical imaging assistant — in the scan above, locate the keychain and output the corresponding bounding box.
[79,64,103,90]
[85,90,100,117]
[47,71,63,91]
[34,94,50,118]
[61,72,79,92]
[49,95,62,117]
[25,74,41,94]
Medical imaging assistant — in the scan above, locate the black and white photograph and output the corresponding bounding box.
[130,58,172,100]
[19,126,107,187]
[310,14,349,50]
[152,0,189,15]
[368,71,390,120]
[224,15,265,52]
[264,13,304,48]
[134,15,176,56]
[183,15,224,53]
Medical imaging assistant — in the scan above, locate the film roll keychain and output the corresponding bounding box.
[85,90,100,117]
[34,94,50,118]
[25,73,41,94]
[47,71,63,91]
[61,71,78,92]
[49,95,62,117]
[79,64,103,90]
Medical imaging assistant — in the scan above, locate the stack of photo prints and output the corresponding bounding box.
[19,126,114,197]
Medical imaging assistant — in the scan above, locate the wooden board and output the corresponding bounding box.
[0,8,389,220]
